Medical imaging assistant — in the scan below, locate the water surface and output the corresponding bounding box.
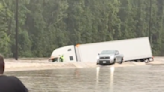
[5,65,164,92]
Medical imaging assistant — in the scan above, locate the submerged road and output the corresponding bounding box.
[5,64,164,92]
[3,57,164,92]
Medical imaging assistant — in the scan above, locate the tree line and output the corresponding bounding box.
[0,0,164,58]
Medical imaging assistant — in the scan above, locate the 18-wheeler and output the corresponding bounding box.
[49,37,154,64]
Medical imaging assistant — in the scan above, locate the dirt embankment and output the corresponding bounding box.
[4,57,164,72]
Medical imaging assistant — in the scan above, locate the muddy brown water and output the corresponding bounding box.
[4,65,164,92]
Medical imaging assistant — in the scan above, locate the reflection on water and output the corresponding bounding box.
[96,66,114,92]
[5,65,164,92]
[110,66,114,92]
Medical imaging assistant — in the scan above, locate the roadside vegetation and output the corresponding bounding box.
[0,0,164,57]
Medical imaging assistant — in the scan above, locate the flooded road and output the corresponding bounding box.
[5,65,164,92]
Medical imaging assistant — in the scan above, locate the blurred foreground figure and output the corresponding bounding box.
[0,55,28,92]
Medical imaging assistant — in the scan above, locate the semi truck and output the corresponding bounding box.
[49,37,154,63]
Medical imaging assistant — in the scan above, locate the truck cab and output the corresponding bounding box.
[49,45,77,62]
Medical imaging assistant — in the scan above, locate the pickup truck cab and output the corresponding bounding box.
[97,50,124,65]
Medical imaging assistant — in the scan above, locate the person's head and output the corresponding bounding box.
[0,55,4,74]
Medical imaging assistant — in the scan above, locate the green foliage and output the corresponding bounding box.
[0,0,164,57]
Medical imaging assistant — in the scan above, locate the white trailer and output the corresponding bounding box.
[49,37,153,62]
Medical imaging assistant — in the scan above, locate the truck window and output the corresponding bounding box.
[69,56,73,61]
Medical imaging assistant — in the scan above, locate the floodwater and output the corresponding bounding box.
[5,65,164,92]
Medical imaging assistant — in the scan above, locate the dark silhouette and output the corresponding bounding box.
[0,55,28,92]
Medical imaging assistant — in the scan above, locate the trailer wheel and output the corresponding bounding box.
[134,60,137,62]
[140,59,145,62]
[145,59,150,63]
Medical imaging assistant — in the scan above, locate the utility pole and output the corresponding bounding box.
[149,0,152,45]
[15,0,18,60]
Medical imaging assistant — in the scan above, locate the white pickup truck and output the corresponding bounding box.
[97,50,124,65]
